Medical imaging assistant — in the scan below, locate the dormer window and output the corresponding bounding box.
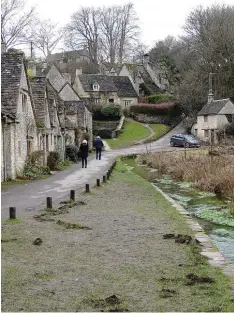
[93,82,100,91]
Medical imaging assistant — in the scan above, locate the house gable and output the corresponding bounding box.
[46,65,66,92]
[58,83,80,101]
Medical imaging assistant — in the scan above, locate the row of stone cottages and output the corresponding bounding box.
[1,52,92,182]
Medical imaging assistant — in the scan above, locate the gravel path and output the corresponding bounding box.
[2,169,234,312]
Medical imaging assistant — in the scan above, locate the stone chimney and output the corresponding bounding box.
[76,68,82,76]
[208,91,214,104]
[143,53,150,64]
[27,59,37,77]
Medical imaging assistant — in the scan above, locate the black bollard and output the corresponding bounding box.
[46,197,52,209]
[85,184,90,193]
[70,190,75,201]
[9,207,16,219]
[97,179,101,187]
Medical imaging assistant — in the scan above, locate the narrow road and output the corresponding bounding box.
[1,124,183,218]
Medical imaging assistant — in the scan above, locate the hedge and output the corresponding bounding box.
[147,94,176,104]
[93,104,122,121]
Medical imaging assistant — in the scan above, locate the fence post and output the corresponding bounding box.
[9,207,16,219]
[103,175,106,183]
[85,184,90,193]
[70,190,75,201]
[46,197,52,209]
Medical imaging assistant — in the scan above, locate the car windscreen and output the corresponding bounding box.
[184,135,196,140]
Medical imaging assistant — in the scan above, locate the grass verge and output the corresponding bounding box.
[2,160,234,312]
[145,123,171,143]
[105,120,150,149]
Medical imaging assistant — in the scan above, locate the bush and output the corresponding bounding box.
[27,150,44,166]
[147,94,176,104]
[92,104,122,121]
[23,163,50,179]
[95,129,113,139]
[65,145,79,162]
[225,122,234,136]
[47,151,61,170]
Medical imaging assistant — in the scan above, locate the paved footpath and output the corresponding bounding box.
[1,124,183,218]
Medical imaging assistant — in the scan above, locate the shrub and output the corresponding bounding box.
[147,94,176,104]
[23,163,50,179]
[95,129,113,139]
[92,104,122,121]
[47,151,61,170]
[27,150,44,166]
[101,105,122,117]
[65,145,79,162]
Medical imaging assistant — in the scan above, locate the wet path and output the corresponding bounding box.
[1,124,183,218]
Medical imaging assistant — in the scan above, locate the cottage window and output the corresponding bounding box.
[93,83,100,91]
[204,129,209,138]
[204,115,208,122]
[46,135,49,151]
[124,100,132,107]
[94,98,100,104]
[27,140,32,155]
[109,98,114,103]
[22,93,27,113]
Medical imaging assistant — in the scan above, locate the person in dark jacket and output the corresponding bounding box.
[94,136,104,160]
[79,140,89,168]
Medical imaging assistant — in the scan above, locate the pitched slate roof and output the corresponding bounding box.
[1,53,24,118]
[78,74,137,97]
[111,76,138,98]
[137,64,161,95]
[197,99,231,115]
[30,76,47,127]
[64,101,85,115]
[78,74,117,92]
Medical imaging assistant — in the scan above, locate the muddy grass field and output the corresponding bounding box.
[2,164,234,312]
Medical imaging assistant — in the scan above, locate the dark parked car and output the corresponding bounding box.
[170,134,200,148]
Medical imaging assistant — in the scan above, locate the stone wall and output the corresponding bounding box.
[93,120,120,139]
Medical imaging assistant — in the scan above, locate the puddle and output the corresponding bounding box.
[123,158,234,268]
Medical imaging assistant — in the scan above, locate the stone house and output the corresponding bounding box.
[191,96,234,143]
[73,72,138,108]
[1,52,38,181]
[118,54,170,96]
[64,101,93,147]
[46,65,93,147]
[30,76,65,163]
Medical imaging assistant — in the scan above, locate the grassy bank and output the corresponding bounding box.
[140,150,234,198]
[106,120,150,149]
[145,123,171,143]
[2,161,234,312]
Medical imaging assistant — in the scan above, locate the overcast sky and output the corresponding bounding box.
[26,0,234,51]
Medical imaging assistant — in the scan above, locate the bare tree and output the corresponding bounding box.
[28,19,63,59]
[1,0,36,49]
[64,7,101,65]
[64,3,139,65]
[118,3,139,64]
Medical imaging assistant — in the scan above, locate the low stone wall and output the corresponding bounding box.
[134,113,181,127]
[93,120,121,139]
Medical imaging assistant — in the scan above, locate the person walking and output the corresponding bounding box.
[79,140,89,168]
[94,136,104,160]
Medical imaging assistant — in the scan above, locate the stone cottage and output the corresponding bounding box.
[1,52,38,181]
[118,54,170,96]
[46,65,93,147]
[30,76,66,163]
[73,71,138,108]
[191,95,234,143]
